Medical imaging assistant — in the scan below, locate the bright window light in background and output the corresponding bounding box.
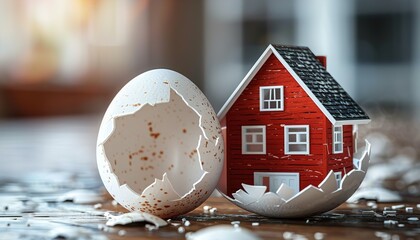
[0,0,148,85]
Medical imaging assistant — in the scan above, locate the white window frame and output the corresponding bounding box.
[284,125,310,155]
[260,86,284,111]
[334,172,342,187]
[242,125,266,154]
[333,125,344,154]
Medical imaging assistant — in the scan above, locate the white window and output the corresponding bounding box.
[284,125,309,154]
[242,126,266,154]
[333,125,343,153]
[260,86,284,111]
[334,172,342,188]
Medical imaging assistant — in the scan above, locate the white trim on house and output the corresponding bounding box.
[284,125,310,155]
[241,125,266,154]
[217,44,371,126]
[259,86,284,111]
[333,125,344,154]
[334,171,342,187]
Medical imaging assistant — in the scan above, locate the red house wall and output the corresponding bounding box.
[326,124,354,175]
[225,54,330,195]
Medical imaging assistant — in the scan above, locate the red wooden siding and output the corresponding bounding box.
[225,54,329,195]
[326,124,354,175]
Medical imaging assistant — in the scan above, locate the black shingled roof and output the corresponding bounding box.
[272,45,369,121]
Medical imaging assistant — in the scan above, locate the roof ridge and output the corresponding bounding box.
[271,44,310,51]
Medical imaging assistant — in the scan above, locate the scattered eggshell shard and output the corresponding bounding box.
[222,140,371,218]
[105,211,167,227]
[186,225,261,240]
[97,69,224,218]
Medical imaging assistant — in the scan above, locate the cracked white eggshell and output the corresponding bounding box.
[219,141,371,218]
[97,69,224,218]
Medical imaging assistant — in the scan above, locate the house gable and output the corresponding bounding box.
[224,54,328,194]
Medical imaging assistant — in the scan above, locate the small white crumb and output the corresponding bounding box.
[251,222,259,226]
[178,226,185,234]
[391,204,405,210]
[384,220,398,226]
[182,218,187,223]
[111,200,118,206]
[408,217,419,221]
[184,220,191,227]
[405,207,413,213]
[171,223,181,227]
[314,232,325,240]
[231,221,240,225]
[145,224,158,231]
[398,224,405,227]
[167,219,171,223]
[383,210,397,217]
[203,205,211,213]
[283,231,294,239]
[417,204,420,209]
[366,201,378,209]
[93,203,102,209]
[118,230,126,236]
[209,207,217,215]
[306,219,310,223]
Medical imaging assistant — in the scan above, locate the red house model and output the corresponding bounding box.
[218,44,370,196]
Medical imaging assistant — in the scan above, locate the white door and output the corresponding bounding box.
[254,172,300,194]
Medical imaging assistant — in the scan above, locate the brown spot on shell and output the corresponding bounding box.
[150,133,160,139]
[141,157,148,161]
[182,129,187,133]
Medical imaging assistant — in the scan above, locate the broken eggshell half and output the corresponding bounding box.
[97,69,224,219]
[218,141,371,218]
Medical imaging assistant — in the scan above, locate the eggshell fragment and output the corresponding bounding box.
[221,141,371,218]
[105,212,167,227]
[97,69,224,218]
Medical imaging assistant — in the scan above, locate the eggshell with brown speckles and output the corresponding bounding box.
[97,69,224,218]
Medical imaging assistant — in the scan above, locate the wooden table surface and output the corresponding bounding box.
[1,190,420,240]
[0,117,419,239]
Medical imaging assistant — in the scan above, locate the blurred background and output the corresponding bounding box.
[2,0,420,117]
[0,0,419,200]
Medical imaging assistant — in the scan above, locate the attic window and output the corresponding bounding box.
[284,125,309,155]
[242,125,266,154]
[260,86,284,111]
[333,126,343,154]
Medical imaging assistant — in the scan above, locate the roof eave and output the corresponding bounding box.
[333,119,371,125]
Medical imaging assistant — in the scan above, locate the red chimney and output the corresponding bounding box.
[316,56,327,69]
